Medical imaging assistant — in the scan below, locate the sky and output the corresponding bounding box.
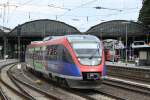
[0,0,143,32]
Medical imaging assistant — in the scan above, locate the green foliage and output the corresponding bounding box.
[138,0,150,26]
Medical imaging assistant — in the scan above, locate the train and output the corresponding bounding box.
[103,39,124,62]
[25,35,106,89]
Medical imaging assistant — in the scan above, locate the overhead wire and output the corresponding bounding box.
[20,0,35,6]
[58,0,98,18]
[6,0,36,28]
[57,0,141,24]
[4,0,144,28]
[96,9,140,22]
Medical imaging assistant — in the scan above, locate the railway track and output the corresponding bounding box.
[21,63,117,100]
[67,88,118,100]
[11,63,97,100]
[0,63,31,100]
[7,62,150,100]
[93,89,125,100]
[104,77,150,94]
[106,62,150,83]
[99,77,150,100]
[0,63,60,100]
[0,87,9,100]
[2,62,150,100]
[15,62,150,100]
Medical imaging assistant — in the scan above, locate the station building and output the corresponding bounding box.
[0,26,11,59]
[86,20,149,42]
[0,19,149,63]
[1,19,81,61]
[86,20,150,65]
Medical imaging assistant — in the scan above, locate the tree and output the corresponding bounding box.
[138,0,150,26]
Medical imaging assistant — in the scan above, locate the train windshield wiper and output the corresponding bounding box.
[88,49,99,59]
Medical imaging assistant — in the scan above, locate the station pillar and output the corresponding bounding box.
[3,36,8,59]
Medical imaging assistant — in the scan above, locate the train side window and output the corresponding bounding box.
[47,45,58,61]
[52,45,58,60]
[31,48,34,59]
[35,47,39,60]
[39,47,42,60]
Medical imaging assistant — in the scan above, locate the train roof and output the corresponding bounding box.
[42,35,100,43]
[27,35,100,48]
[66,35,100,43]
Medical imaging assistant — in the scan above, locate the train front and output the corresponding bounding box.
[66,35,106,89]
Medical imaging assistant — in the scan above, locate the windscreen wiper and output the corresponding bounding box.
[88,49,99,59]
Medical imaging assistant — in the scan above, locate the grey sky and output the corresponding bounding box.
[0,0,142,32]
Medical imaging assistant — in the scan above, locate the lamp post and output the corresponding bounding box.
[122,21,130,64]
[3,35,7,60]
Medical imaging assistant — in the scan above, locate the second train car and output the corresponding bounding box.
[25,35,106,88]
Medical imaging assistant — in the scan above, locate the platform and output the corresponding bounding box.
[106,61,150,70]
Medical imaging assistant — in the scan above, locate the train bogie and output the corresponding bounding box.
[66,79,102,89]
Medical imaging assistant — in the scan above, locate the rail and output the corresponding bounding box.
[0,62,37,100]
[0,87,9,100]
[106,63,150,83]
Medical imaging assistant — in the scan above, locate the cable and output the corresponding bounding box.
[6,0,37,26]
[48,4,71,11]
[58,0,98,18]
[94,6,123,12]
[19,0,35,7]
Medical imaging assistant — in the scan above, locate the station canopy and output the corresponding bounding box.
[8,19,81,37]
[86,20,149,38]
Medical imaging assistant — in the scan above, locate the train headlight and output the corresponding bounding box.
[78,58,81,61]
[98,58,101,62]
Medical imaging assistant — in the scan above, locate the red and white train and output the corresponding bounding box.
[25,35,106,88]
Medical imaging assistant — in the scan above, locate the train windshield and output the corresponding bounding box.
[71,42,102,66]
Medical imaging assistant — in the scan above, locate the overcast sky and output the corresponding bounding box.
[0,0,142,32]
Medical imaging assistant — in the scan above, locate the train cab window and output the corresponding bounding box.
[62,47,74,64]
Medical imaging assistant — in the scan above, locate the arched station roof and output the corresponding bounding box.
[0,26,11,37]
[8,19,81,37]
[86,20,149,38]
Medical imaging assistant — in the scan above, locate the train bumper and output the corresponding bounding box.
[66,79,103,89]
